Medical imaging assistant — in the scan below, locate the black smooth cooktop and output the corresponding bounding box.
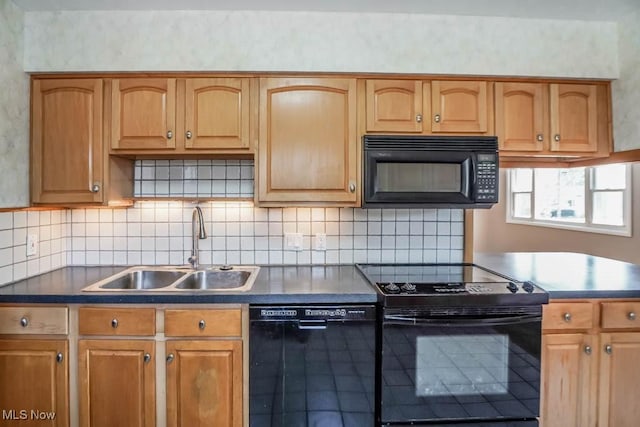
[356,263,549,307]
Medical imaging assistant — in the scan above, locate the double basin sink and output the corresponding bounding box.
[82,265,260,292]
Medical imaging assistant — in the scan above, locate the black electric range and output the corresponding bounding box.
[356,263,548,307]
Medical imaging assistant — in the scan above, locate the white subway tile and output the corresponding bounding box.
[0,212,13,230]
[0,266,13,285]
[0,248,13,267]
[85,209,100,222]
[0,230,12,248]
[13,262,27,281]
[27,211,40,227]
[13,212,26,228]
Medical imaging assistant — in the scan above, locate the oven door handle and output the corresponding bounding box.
[298,320,328,330]
[383,313,541,327]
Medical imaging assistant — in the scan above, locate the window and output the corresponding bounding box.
[506,164,631,236]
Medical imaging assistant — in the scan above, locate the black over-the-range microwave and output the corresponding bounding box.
[362,135,499,208]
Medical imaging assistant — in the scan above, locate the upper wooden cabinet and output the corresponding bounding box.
[431,80,489,133]
[257,77,358,205]
[111,78,177,150]
[496,82,609,159]
[110,77,253,154]
[364,79,491,134]
[31,79,105,204]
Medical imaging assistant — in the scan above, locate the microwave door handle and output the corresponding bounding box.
[384,313,541,327]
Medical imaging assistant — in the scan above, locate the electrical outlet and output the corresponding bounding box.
[26,234,38,257]
[314,233,327,251]
[285,233,303,251]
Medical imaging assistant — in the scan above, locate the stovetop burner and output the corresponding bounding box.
[357,263,548,307]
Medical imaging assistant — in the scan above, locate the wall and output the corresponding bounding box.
[23,10,618,78]
[611,8,640,152]
[0,0,29,208]
[0,202,464,286]
[473,164,640,264]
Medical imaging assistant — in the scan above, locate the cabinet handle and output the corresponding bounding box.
[434,114,441,123]
[20,317,29,327]
[198,319,206,330]
[167,130,173,139]
[143,353,151,363]
[628,312,636,321]
[111,318,118,329]
[536,134,544,142]
[91,183,101,193]
[416,114,423,123]
[56,352,64,363]
[349,182,356,193]
[186,131,193,139]
[605,344,612,355]
[563,312,572,322]
[584,345,592,355]
[166,353,175,364]
[554,134,561,142]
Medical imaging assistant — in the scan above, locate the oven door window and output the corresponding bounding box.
[377,162,461,193]
[381,315,541,423]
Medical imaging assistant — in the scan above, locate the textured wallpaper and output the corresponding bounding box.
[0,0,29,208]
[612,9,640,152]
[23,10,618,78]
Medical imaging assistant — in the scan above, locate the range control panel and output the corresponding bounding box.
[475,154,498,202]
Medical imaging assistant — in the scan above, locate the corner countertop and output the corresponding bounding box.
[474,252,640,299]
[0,265,379,305]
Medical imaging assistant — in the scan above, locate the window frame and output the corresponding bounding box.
[506,165,632,237]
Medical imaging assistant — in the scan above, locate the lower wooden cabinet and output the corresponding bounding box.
[541,300,640,427]
[166,340,243,427]
[78,339,156,427]
[0,339,69,427]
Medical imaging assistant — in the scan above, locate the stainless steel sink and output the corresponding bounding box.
[82,265,260,292]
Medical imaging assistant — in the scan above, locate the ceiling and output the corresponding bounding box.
[11,0,640,22]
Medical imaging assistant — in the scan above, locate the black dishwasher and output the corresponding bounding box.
[249,305,377,427]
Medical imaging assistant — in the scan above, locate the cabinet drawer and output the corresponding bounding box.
[165,309,241,337]
[601,302,640,330]
[0,306,68,334]
[543,302,593,330]
[78,307,156,336]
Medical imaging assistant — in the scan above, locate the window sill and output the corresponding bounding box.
[506,218,631,237]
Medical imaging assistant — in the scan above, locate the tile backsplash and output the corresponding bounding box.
[0,202,464,286]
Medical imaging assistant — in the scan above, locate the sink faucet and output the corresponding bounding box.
[188,206,207,269]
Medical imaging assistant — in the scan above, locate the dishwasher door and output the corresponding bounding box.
[249,305,377,427]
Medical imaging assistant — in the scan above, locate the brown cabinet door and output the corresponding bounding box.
[598,333,640,427]
[258,78,358,204]
[365,80,423,132]
[31,79,104,204]
[540,333,595,427]
[111,78,176,150]
[431,80,488,132]
[78,339,155,427]
[0,339,68,427]
[184,78,251,151]
[495,82,547,152]
[166,340,243,427]
[550,84,598,152]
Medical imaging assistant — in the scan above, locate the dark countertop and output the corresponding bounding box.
[475,252,640,299]
[0,265,379,305]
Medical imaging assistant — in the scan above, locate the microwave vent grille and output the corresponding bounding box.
[364,135,498,151]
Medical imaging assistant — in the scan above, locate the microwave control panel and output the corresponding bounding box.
[476,154,498,201]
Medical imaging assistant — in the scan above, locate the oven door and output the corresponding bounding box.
[380,307,542,426]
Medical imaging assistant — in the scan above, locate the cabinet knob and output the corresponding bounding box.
[198,319,206,330]
[111,318,118,329]
[563,312,572,322]
[143,353,151,363]
[91,183,101,193]
[584,345,592,355]
[434,114,441,123]
[166,353,175,364]
[628,312,636,321]
[167,130,173,139]
[20,317,29,327]
[605,344,612,355]
[349,182,356,193]
[536,134,544,142]
[416,114,423,123]
[554,134,561,142]
[186,131,193,139]
[56,352,64,363]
